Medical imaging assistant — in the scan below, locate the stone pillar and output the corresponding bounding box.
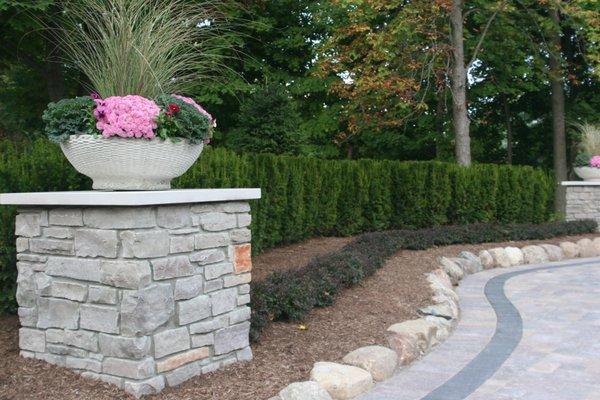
[6,189,260,397]
[563,182,600,230]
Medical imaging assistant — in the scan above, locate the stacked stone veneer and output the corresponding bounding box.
[565,185,600,229]
[14,201,253,397]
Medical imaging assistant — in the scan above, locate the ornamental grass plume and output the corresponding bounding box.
[52,0,235,98]
[576,122,600,156]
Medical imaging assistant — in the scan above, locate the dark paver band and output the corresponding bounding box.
[420,259,598,400]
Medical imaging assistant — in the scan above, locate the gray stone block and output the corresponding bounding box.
[88,285,117,304]
[99,333,151,359]
[64,329,98,351]
[37,297,79,329]
[102,357,155,380]
[46,257,102,282]
[47,343,87,358]
[211,288,237,316]
[19,328,45,352]
[49,280,88,302]
[204,278,223,293]
[222,202,251,213]
[18,307,37,327]
[99,334,151,359]
[204,262,233,280]
[16,237,29,252]
[237,294,251,306]
[189,249,225,265]
[194,233,229,250]
[16,213,42,237]
[198,212,237,232]
[29,239,74,256]
[213,322,250,355]
[236,346,253,362]
[66,356,102,373]
[178,294,211,325]
[80,304,119,334]
[228,307,251,325]
[237,213,251,228]
[49,209,83,226]
[223,273,251,288]
[84,208,154,229]
[157,205,192,229]
[170,235,194,254]
[189,315,228,334]
[123,376,165,398]
[174,275,204,301]
[191,333,214,348]
[121,283,174,336]
[36,352,67,367]
[100,260,151,289]
[46,329,65,343]
[121,230,170,258]
[75,229,118,258]
[154,327,191,358]
[229,229,251,244]
[238,284,250,295]
[164,361,200,387]
[43,227,73,239]
[152,256,195,280]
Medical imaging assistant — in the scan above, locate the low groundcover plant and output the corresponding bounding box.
[43,93,215,144]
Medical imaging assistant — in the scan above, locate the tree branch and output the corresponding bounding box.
[466,1,507,70]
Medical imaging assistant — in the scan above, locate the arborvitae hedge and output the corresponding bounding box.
[0,139,556,313]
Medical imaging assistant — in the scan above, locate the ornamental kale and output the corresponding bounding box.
[42,96,98,143]
[155,94,211,144]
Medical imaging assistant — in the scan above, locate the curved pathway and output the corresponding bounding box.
[359,258,600,400]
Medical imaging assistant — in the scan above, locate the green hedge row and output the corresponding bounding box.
[250,220,597,341]
[0,139,555,313]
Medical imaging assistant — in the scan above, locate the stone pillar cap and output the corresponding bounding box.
[561,181,600,186]
[0,188,261,206]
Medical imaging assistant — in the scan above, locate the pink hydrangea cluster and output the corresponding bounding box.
[172,94,217,127]
[589,155,600,168]
[93,95,161,139]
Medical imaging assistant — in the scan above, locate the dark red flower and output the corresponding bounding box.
[168,103,181,114]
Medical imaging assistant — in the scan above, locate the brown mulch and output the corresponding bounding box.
[0,233,596,400]
[251,236,354,281]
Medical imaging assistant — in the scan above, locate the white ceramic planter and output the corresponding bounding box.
[574,167,600,182]
[60,135,203,190]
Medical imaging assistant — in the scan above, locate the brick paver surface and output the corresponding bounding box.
[359,258,600,400]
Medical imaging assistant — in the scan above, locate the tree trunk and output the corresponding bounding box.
[502,96,513,164]
[435,90,446,159]
[549,5,568,216]
[44,60,66,102]
[450,0,471,166]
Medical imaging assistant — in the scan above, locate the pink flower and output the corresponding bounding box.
[93,95,160,139]
[590,155,600,168]
[171,94,216,127]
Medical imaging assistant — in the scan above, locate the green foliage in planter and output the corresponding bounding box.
[155,95,211,144]
[0,138,557,313]
[575,152,592,167]
[42,96,98,143]
[249,220,597,341]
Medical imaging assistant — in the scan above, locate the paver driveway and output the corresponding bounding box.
[359,258,600,400]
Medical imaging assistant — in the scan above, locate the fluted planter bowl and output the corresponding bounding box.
[60,135,203,190]
[574,167,600,182]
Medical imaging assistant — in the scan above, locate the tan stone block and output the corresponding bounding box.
[233,244,252,274]
[156,347,209,373]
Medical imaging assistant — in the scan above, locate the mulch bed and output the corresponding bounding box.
[0,233,595,400]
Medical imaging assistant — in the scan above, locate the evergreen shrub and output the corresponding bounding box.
[0,139,558,313]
